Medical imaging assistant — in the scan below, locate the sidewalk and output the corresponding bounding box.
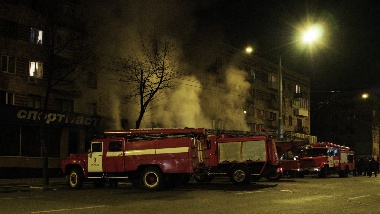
[0,177,67,192]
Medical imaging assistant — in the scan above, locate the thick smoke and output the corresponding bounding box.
[87,0,251,131]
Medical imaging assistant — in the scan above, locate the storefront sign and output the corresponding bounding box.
[0,105,101,127]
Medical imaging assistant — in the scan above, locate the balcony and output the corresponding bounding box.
[294,108,308,117]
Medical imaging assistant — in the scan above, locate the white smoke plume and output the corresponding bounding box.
[86,0,251,131]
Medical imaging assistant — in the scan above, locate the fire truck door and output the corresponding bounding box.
[103,140,125,172]
[88,141,103,172]
[328,148,335,168]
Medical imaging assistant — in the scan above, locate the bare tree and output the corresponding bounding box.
[117,33,177,128]
[40,2,94,189]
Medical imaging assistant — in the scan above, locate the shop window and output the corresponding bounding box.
[29,61,43,78]
[21,125,40,157]
[1,56,16,73]
[30,28,43,44]
[0,123,20,156]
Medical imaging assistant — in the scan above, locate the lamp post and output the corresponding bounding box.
[362,93,380,158]
[246,24,323,139]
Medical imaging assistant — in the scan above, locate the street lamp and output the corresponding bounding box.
[246,24,323,139]
[278,25,323,138]
[361,92,380,158]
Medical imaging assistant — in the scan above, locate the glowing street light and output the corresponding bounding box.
[362,93,369,99]
[245,46,253,54]
[302,24,323,44]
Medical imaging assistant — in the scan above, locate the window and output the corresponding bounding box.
[55,98,74,112]
[0,91,14,105]
[30,28,43,44]
[109,141,122,152]
[1,56,16,73]
[88,102,97,115]
[0,20,17,39]
[28,95,41,108]
[289,116,293,126]
[29,61,43,78]
[64,4,77,17]
[268,74,277,84]
[295,84,301,93]
[91,142,102,152]
[88,72,97,88]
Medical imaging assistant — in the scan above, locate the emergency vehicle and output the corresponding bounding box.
[195,129,282,183]
[276,141,307,177]
[300,142,355,177]
[61,128,282,190]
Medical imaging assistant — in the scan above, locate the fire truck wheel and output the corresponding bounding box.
[67,168,83,189]
[230,166,251,184]
[140,167,164,190]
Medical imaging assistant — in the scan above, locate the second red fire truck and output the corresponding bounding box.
[276,141,355,178]
[61,128,282,190]
[300,142,355,177]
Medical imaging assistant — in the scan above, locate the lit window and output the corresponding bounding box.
[0,91,14,105]
[29,61,43,78]
[28,95,41,109]
[268,74,277,83]
[30,28,43,44]
[1,56,16,73]
[295,84,301,93]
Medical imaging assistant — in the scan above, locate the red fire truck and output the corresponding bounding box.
[194,129,282,183]
[61,128,282,190]
[299,142,355,177]
[276,141,307,178]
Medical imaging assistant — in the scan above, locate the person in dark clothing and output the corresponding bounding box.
[363,158,370,176]
[355,158,363,176]
[369,158,379,177]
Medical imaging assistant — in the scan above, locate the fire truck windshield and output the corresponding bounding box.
[304,148,327,157]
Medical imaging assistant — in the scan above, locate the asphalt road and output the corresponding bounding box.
[0,175,379,214]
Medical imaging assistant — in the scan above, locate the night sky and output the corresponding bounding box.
[193,0,380,92]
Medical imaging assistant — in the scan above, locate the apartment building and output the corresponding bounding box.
[0,0,103,177]
[241,55,312,141]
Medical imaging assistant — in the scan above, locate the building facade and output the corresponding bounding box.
[241,55,312,142]
[0,0,104,177]
[0,0,314,177]
[311,89,380,158]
